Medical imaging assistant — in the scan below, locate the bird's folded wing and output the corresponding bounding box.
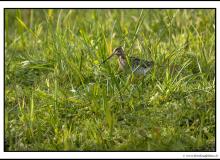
[129,56,148,68]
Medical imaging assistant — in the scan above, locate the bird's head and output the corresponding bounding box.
[112,46,125,57]
[101,46,125,64]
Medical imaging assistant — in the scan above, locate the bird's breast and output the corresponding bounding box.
[118,57,126,70]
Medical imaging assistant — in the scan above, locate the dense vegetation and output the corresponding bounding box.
[5,9,215,151]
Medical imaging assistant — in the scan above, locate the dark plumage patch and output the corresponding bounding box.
[129,57,154,68]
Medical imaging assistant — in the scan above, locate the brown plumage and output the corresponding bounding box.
[102,46,154,75]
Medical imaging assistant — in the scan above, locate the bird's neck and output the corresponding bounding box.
[118,55,126,69]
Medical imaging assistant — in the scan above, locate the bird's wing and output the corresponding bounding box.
[129,56,148,68]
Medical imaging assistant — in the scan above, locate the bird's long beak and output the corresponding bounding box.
[101,53,115,65]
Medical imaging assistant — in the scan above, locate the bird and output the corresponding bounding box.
[101,46,154,76]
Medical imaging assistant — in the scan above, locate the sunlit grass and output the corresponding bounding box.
[5,9,215,151]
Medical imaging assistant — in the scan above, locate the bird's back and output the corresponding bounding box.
[129,56,153,75]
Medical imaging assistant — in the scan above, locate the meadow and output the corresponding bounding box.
[5,9,215,151]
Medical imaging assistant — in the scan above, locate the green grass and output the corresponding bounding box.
[5,9,215,151]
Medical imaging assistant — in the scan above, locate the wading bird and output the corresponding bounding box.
[101,46,154,76]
